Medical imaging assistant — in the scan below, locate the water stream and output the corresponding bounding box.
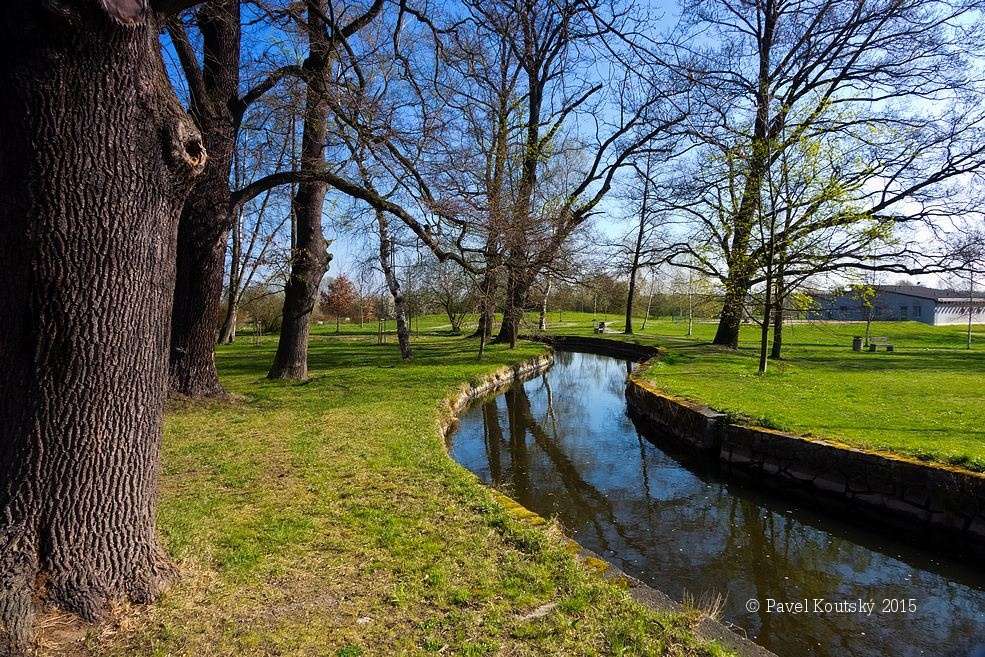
[448,350,985,657]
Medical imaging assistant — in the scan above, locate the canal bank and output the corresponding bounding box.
[439,347,775,657]
[447,346,985,657]
[526,333,985,558]
[625,358,985,559]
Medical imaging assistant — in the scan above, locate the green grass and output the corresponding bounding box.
[538,310,985,472]
[94,326,727,657]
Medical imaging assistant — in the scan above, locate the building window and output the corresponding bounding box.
[900,305,908,320]
[913,305,921,317]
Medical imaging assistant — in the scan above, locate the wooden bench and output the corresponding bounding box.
[867,336,894,352]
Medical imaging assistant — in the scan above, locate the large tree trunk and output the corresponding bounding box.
[712,164,764,349]
[714,279,749,349]
[268,3,332,380]
[376,210,412,360]
[167,0,241,397]
[0,5,205,653]
[712,4,774,350]
[495,268,528,348]
[168,164,233,396]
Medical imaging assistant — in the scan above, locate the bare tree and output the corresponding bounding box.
[165,0,310,396]
[425,260,475,334]
[467,1,682,346]
[266,0,385,379]
[667,0,985,348]
[219,131,295,344]
[375,208,414,358]
[321,0,685,347]
[613,153,671,334]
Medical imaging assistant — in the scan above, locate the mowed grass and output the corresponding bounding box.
[92,327,728,657]
[537,310,985,471]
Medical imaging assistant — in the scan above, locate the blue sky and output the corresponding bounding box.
[161,0,979,295]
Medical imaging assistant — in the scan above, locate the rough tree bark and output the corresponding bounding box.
[713,143,769,349]
[268,1,332,380]
[0,3,206,653]
[376,210,412,360]
[166,0,240,397]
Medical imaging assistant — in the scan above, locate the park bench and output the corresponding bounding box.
[594,321,609,334]
[867,336,894,352]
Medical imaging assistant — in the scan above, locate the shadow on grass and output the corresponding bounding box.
[215,333,529,382]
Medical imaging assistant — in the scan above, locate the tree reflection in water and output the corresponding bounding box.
[451,351,985,657]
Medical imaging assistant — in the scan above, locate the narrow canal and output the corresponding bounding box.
[448,350,985,657]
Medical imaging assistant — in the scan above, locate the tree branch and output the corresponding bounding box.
[165,15,208,116]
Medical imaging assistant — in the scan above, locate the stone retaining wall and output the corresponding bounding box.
[439,352,554,439]
[626,372,985,556]
[723,424,985,547]
[625,381,726,452]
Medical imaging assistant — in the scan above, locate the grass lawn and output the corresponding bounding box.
[88,327,727,657]
[537,310,985,472]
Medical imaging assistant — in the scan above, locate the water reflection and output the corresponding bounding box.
[450,351,985,657]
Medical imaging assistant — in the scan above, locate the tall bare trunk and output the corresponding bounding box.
[770,268,785,359]
[268,3,333,380]
[626,158,653,335]
[376,210,412,360]
[218,208,242,344]
[538,278,551,331]
[0,6,205,652]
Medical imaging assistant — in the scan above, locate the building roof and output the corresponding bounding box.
[809,284,985,302]
[874,284,985,302]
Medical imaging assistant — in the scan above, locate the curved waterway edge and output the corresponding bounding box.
[446,344,985,657]
[526,333,985,558]
[438,346,776,657]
